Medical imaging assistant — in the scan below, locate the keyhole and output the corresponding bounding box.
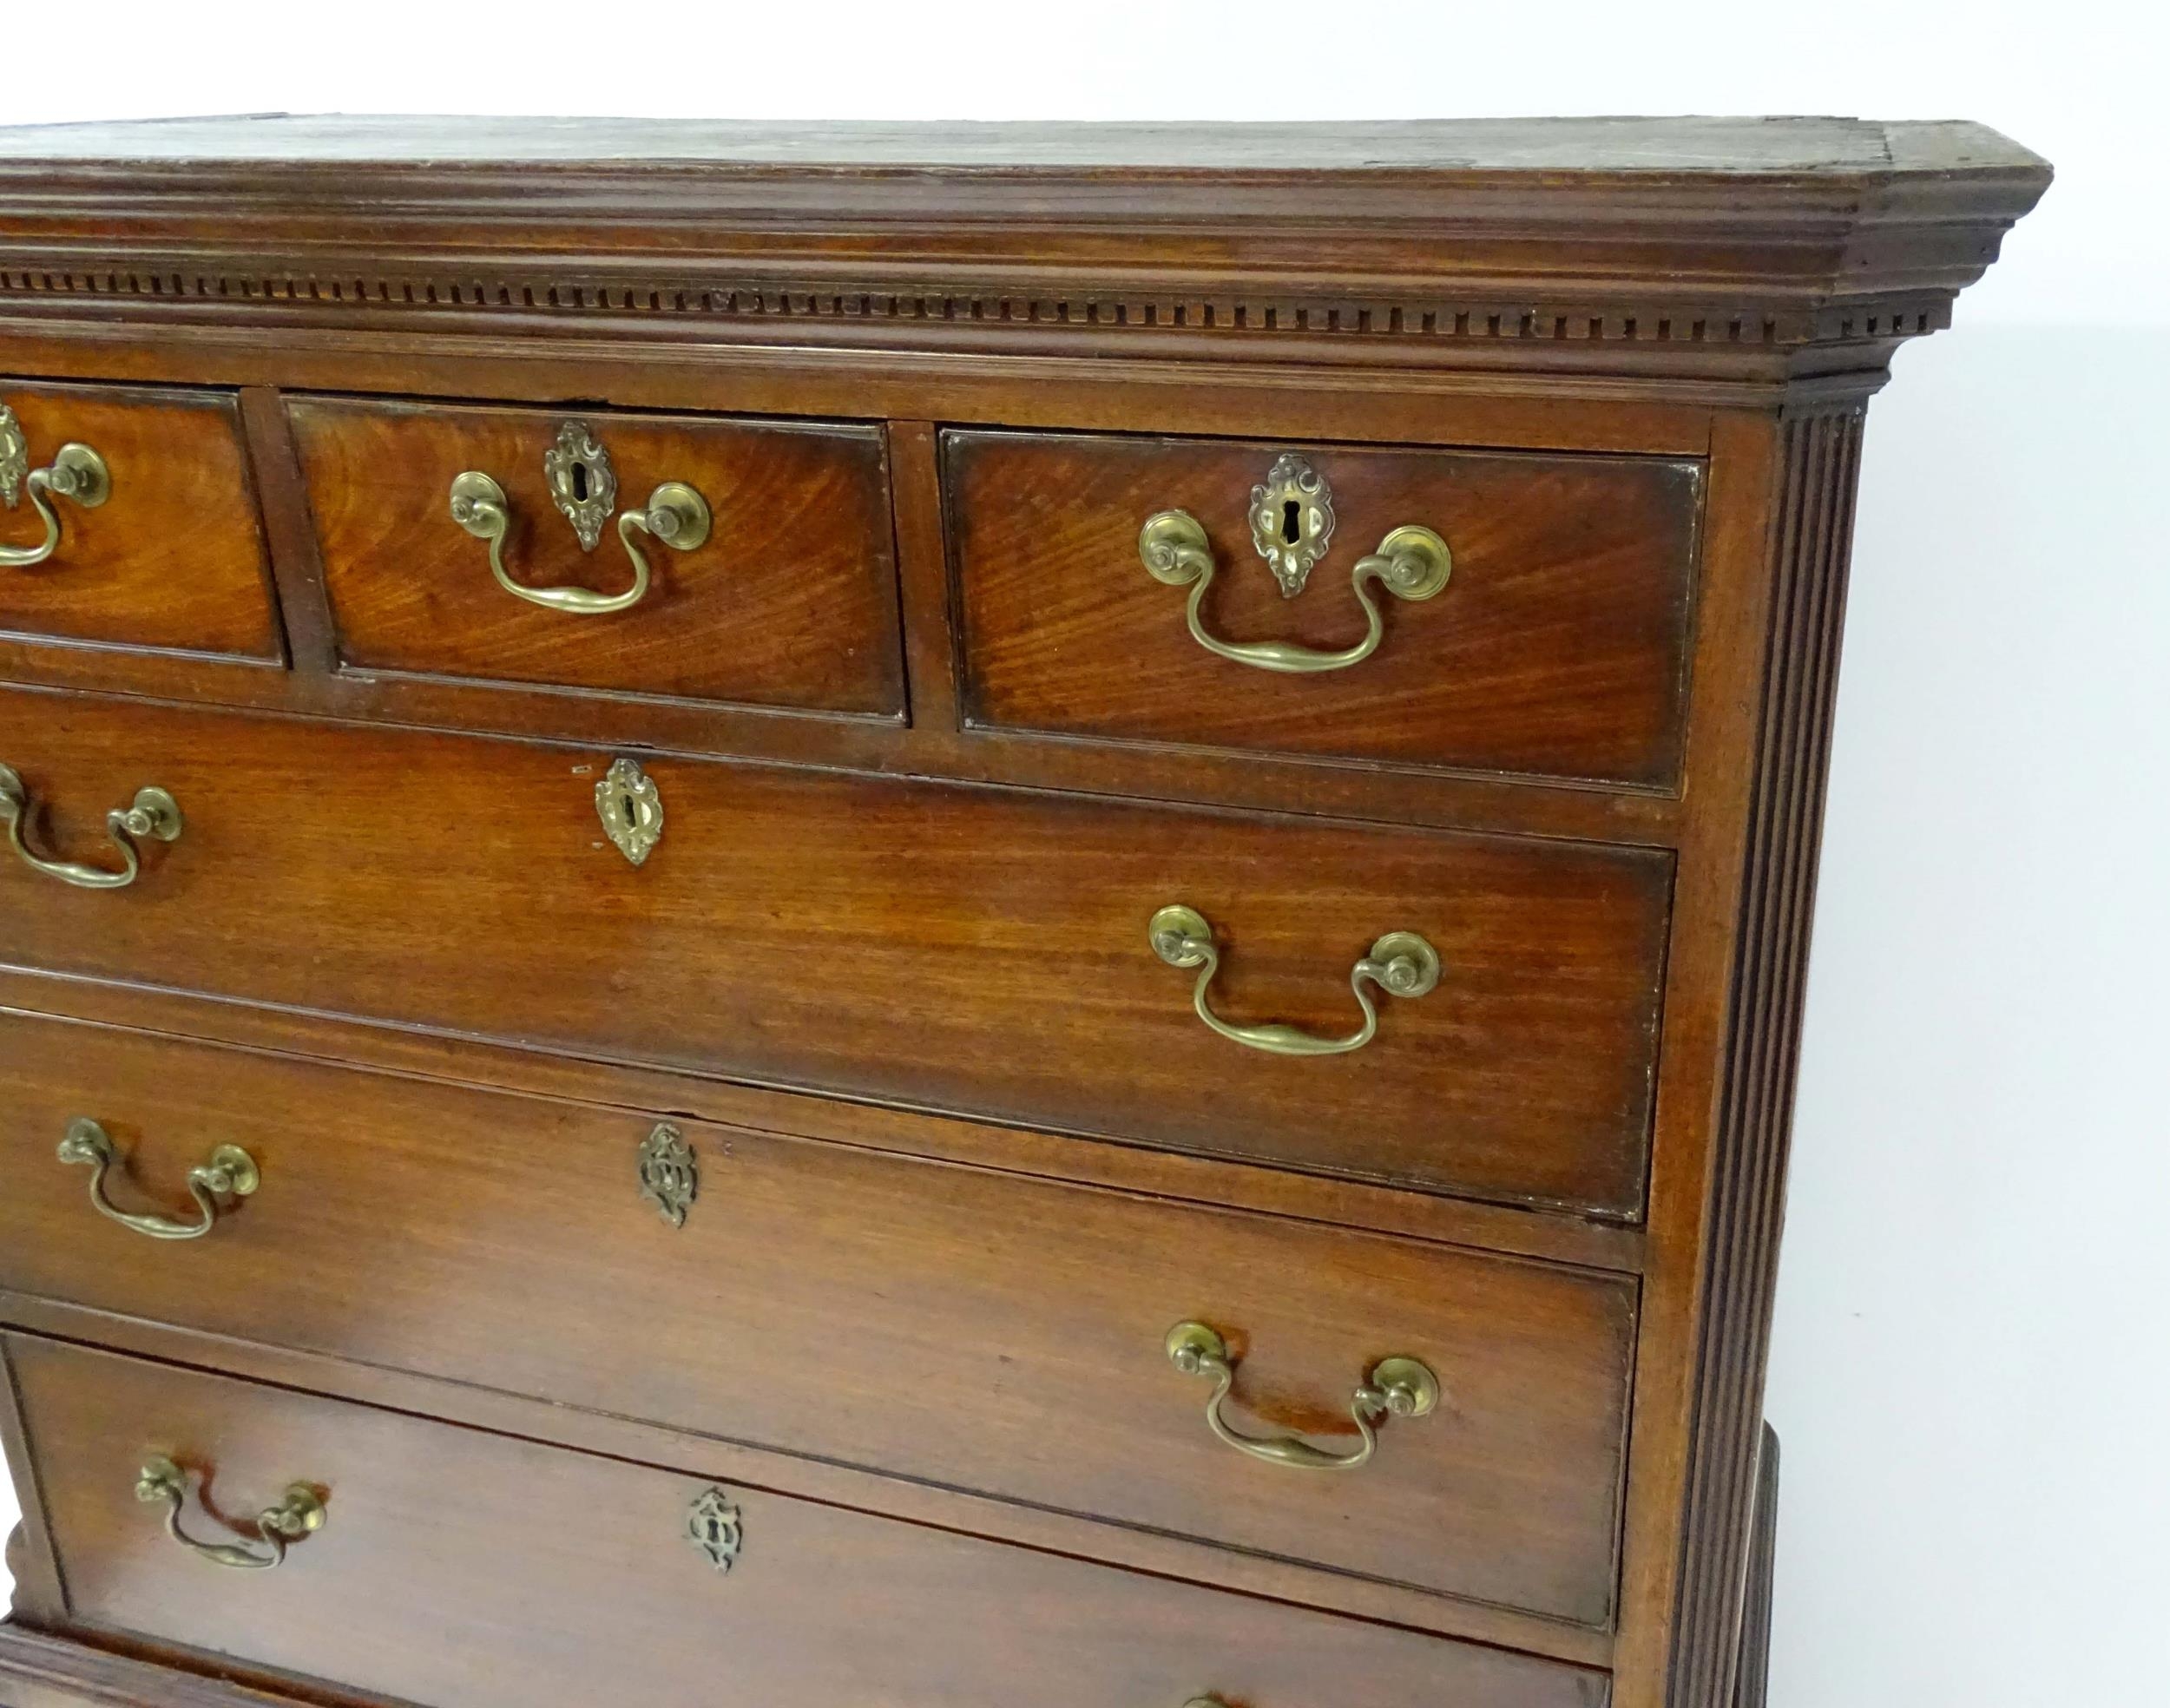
[572,462,590,503]
[1282,500,1302,545]
[622,798,640,829]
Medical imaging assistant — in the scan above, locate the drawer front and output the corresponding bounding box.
[0,381,279,660]
[0,1016,1634,1624]
[287,397,904,717]
[0,691,1668,1215]
[948,430,1702,787]
[8,1337,1609,1708]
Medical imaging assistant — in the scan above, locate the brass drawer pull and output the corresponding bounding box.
[1148,903,1440,1057]
[135,1457,324,1570]
[0,401,111,569]
[448,460,711,615]
[1166,1322,1439,1472]
[0,762,182,890]
[59,1118,259,1240]
[1136,455,1450,674]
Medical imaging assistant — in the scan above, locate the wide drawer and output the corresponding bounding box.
[0,1015,1634,1625]
[6,1337,1609,1708]
[947,430,1703,788]
[286,396,904,717]
[0,380,279,661]
[0,690,1670,1216]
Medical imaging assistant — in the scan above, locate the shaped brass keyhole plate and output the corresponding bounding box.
[637,1122,697,1226]
[543,420,619,552]
[1247,452,1336,595]
[595,757,663,867]
[686,1487,744,1573]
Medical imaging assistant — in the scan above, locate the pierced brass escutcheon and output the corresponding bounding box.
[595,757,663,866]
[1139,450,1450,674]
[1248,451,1336,595]
[449,420,710,615]
[0,761,181,890]
[637,1122,697,1227]
[58,1118,259,1241]
[1165,1321,1440,1473]
[135,1456,326,1570]
[542,419,619,551]
[685,1487,744,1573]
[1148,903,1440,1057]
[0,400,111,569]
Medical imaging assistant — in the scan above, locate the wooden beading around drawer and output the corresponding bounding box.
[0,686,1671,1217]
[948,429,1704,788]
[0,380,278,663]
[6,1336,1610,1708]
[0,1012,1634,1627]
[286,396,904,718]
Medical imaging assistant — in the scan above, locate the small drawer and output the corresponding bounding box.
[0,689,1670,1217]
[0,1016,1635,1625]
[286,396,904,718]
[7,1336,1609,1708]
[0,380,279,661]
[947,429,1703,789]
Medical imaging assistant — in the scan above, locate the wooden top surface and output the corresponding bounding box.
[0,113,2046,180]
[0,116,2049,363]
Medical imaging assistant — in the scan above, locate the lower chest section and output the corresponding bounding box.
[1,327,1717,1708]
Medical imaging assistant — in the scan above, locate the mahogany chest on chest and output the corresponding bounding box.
[0,115,2046,1708]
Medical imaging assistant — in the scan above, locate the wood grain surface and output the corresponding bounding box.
[0,112,2051,1708]
[287,396,903,716]
[0,1013,1634,1625]
[0,381,278,661]
[8,1335,1610,1708]
[950,430,1703,786]
[0,687,1671,1217]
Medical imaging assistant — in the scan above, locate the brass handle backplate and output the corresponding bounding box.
[1166,1322,1439,1472]
[449,419,711,614]
[135,1457,325,1570]
[0,762,181,890]
[0,401,111,569]
[1148,903,1439,1057]
[1137,455,1449,674]
[59,1118,259,1240]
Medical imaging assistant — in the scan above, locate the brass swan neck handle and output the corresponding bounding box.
[1148,904,1440,1057]
[135,1458,325,1570]
[449,470,710,615]
[0,763,182,890]
[1166,1322,1440,1473]
[59,1118,259,1241]
[1138,509,1450,674]
[0,402,111,569]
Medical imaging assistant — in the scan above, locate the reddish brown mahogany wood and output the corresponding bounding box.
[0,381,278,661]
[0,686,1672,1218]
[0,115,2048,1708]
[0,1012,1634,1626]
[0,118,2049,378]
[286,396,904,718]
[0,984,1646,1276]
[7,1336,1611,1708]
[950,430,1704,786]
[1603,410,1785,1708]
[0,1283,1615,1665]
[1665,405,1864,1708]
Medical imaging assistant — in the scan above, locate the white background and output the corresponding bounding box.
[3,6,2165,1704]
